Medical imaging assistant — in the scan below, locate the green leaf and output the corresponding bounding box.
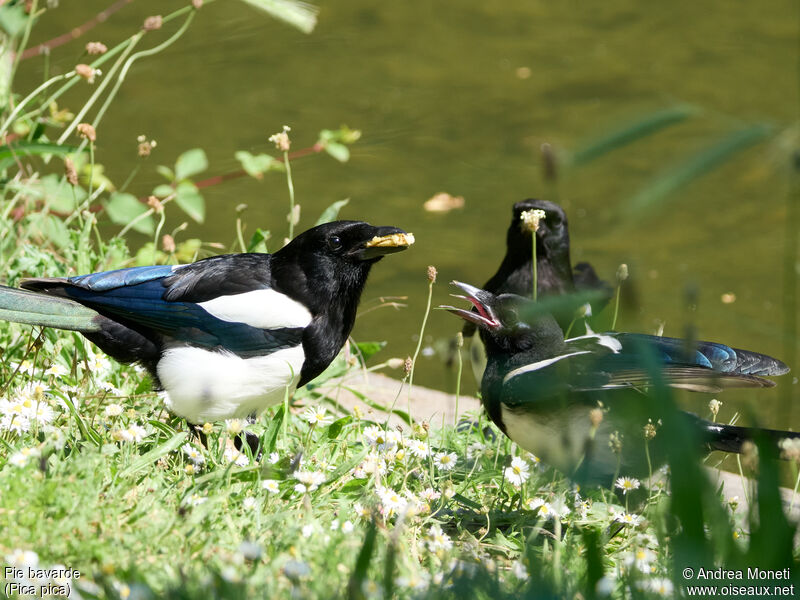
[0,4,29,36]
[0,142,83,160]
[327,416,352,440]
[175,181,206,223]
[238,0,318,34]
[314,198,349,226]
[152,184,174,198]
[568,104,699,167]
[261,404,285,455]
[247,228,271,252]
[323,141,350,163]
[175,148,208,180]
[625,124,773,216]
[26,213,70,248]
[156,165,175,181]
[355,341,386,362]
[105,192,154,235]
[6,173,87,213]
[235,150,279,179]
[118,432,189,478]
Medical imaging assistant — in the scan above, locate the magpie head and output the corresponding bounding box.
[442,281,563,354]
[508,199,570,260]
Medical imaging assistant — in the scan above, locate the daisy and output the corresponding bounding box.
[44,363,68,378]
[225,419,244,435]
[623,547,657,574]
[13,359,36,376]
[85,350,111,373]
[33,403,55,425]
[648,578,674,596]
[378,486,408,513]
[353,503,370,519]
[242,497,258,510]
[612,510,643,526]
[105,404,124,418]
[433,451,457,471]
[504,456,530,486]
[5,548,39,567]
[511,561,529,580]
[341,520,354,533]
[182,444,206,465]
[268,452,280,464]
[8,447,40,467]
[223,447,250,467]
[615,476,641,495]
[407,439,430,458]
[295,470,325,491]
[302,405,333,426]
[424,524,452,552]
[420,487,441,502]
[262,480,280,494]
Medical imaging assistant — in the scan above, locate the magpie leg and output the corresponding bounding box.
[233,413,262,460]
[192,422,208,448]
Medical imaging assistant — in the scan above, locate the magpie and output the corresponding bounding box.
[444,281,797,486]
[0,221,413,425]
[464,199,612,338]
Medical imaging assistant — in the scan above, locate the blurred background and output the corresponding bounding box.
[15,0,799,431]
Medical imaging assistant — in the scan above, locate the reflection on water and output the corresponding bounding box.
[16,1,798,437]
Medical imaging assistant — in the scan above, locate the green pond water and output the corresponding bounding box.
[15,0,799,444]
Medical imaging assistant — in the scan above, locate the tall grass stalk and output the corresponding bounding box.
[407,267,436,420]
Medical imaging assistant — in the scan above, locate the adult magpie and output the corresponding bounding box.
[0,221,413,424]
[444,281,796,485]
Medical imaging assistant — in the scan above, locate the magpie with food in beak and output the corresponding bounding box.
[444,281,796,486]
[0,221,413,425]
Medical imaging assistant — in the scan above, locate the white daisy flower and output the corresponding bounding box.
[648,578,674,596]
[33,403,54,424]
[44,363,68,378]
[294,483,308,494]
[353,503,370,519]
[223,447,250,467]
[433,451,457,471]
[614,476,641,495]
[8,447,40,467]
[302,405,333,426]
[5,548,39,567]
[407,439,430,458]
[182,444,206,465]
[225,419,245,435]
[378,486,408,513]
[612,510,643,526]
[341,520,354,533]
[420,487,441,502]
[104,404,124,417]
[504,456,530,486]
[1,413,30,434]
[98,381,121,395]
[13,359,36,376]
[242,496,258,510]
[301,524,315,538]
[623,547,657,574]
[294,470,325,491]
[423,524,452,553]
[262,479,280,494]
[511,561,529,580]
[268,452,280,464]
[86,350,111,372]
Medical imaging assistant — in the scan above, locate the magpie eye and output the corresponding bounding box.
[328,235,343,251]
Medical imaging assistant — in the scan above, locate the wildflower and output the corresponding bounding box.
[268,452,280,464]
[608,431,623,454]
[201,422,213,435]
[427,265,437,283]
[86,41,107,55]
[242,497,258,511]
[225,419,245,435]
[433,451,457,471]
[709,399,722,417]
[8,447,40,467]
[403,356,413,375]
[85,350,110,371]
[184,494,207,507]
[301,524,315,538]
[182,444,206,465]
[115,423,147,442]
[519,208,546,233]
[648,578,674,596]
[137,134,157,157]
[142,15,163,31]
[147,195,163,213]
[77,123,96,142]
[44,363,68,378]
[466,441,488,458]
[529,454,541,467]
[184,464,197,475]
[615,477,641,495]
[294,483,308,494]
[353,503,370,519]
[294,470,325,491]
[13,359,36,375]
[341,520,354,533]
[98,381,121,395]
[33,403,54,425]
[644,420,658,440]
[223,447,250,467]
[105,404,124,417]
[302,405,333,426]
[589,407,604,427]
[612,510,643,526]
[74,64,98,83]
[623,547,656,574]
[269,125,291,152]
[407,439,429,458]
[1,413,30,434]
[5,549,39,567]
[616,263,629,283]
[420,487,441,503]
[363,425,400,452]
[378,486,408,513]
[424,524,453,553]
[504,456,530,486]
[262,480,280,494]
[511,561,529,580]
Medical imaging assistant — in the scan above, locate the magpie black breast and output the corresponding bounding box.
[5,221,413,423]
[443,281,795,486]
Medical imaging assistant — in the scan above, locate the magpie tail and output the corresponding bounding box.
[702,421,800,456]
[0,284,102,332]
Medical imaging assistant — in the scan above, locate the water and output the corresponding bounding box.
[15,0,799,440]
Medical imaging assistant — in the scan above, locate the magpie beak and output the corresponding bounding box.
[349,228,415,261]
[440,281,501,330]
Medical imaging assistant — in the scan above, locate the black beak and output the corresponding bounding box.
[439,281,501,330]
[349,226,415,261]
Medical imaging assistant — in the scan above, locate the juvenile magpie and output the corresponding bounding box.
[444,281,796,486]
[464,199,611,338]
[0,221,413,424]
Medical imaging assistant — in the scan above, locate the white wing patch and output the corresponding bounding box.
[566,333,623,353]
[198,289,312,329]
[502,350,592,384]
[158,344,305,422]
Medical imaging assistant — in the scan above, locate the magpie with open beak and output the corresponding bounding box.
[0,221,413,424]
[444,281,796,486]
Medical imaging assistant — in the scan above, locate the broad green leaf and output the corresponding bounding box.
[175,181,205,223]
[105,192,154,235]
[355,340,386,362]
[0,142,83,160]
[314,198,349,226]
[118,432,188,478]
[235,150,279,179]
[7,174,87,213]
[238,0,318,34]
[323,141,350,163]
[247,228,271,252]
[175,148,208,180]
[625,124,773,215]
[80,162,116,193]
[175,238,202,262]
[152,183,174,198]
[26,213,70,248]
[568,104,699,167]
[0,4,29,36]
[327,416,352,440]
[156,165,175,181]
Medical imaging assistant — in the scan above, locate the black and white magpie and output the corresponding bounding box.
[0,221,413,424]
[444,281,797,485]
